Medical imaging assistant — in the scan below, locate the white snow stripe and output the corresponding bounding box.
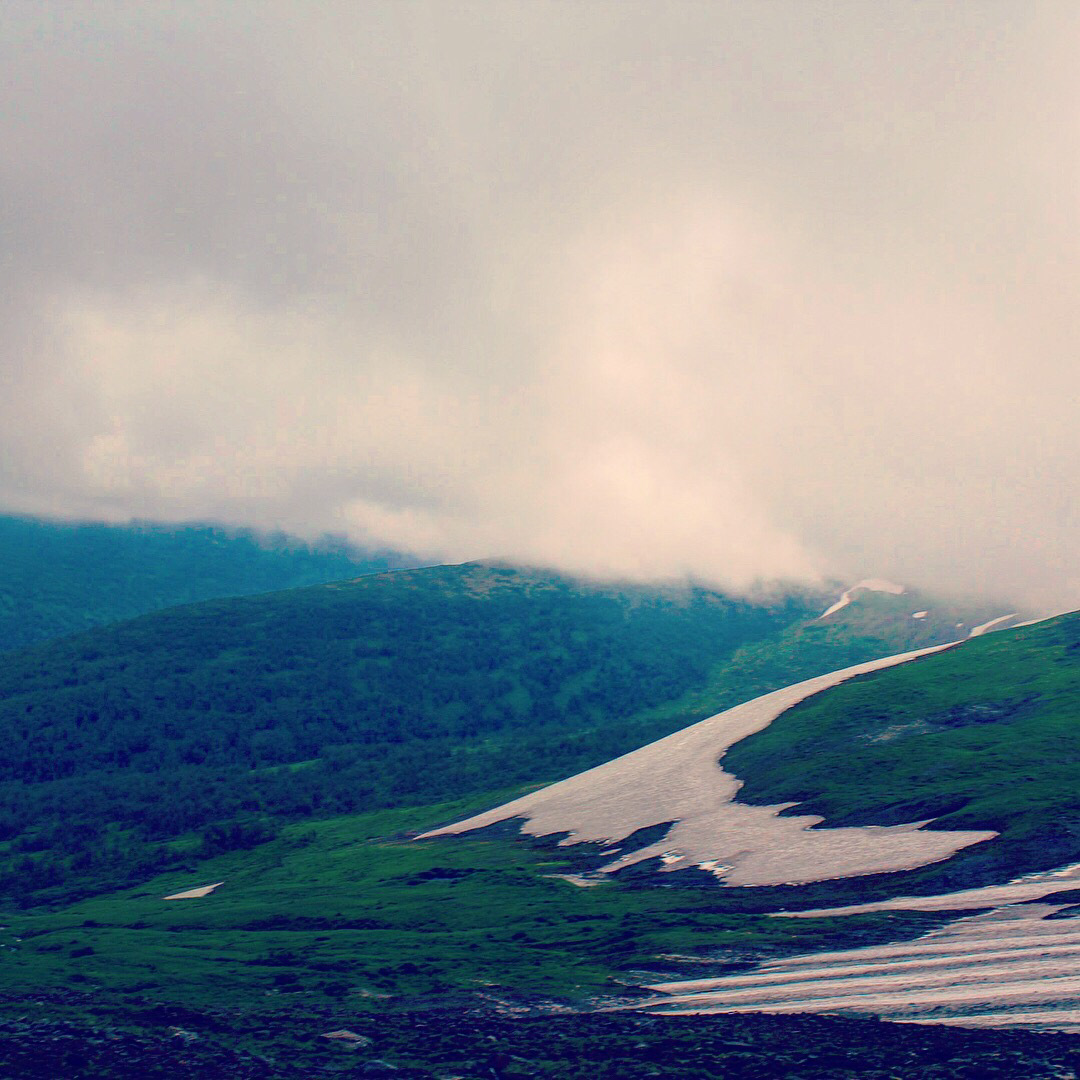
[650,942,1080,993]
[819,579,905,619]
[419,643,993,886]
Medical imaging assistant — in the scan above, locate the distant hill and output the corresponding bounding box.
[0,514,420,652]
[0,561,1004,905]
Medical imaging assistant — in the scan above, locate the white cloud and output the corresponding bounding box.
[1,2,1077,609]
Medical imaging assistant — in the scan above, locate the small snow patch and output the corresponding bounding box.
[912,611,929,620]
[422,643,993,887]
[546,873,602,887]
[321,1030,373,1047]
[163,881,224,900]
[820,579,905,619]
[969,614,1019,638]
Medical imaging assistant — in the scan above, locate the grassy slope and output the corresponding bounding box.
[0,514,417,653]
[0,563,1004,907]
[724,611,1080,896]
[0,582,1053,1074]
[0,792,951,1069]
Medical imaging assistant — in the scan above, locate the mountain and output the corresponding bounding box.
[426,611,1080,1030]
[0,570,1070,1073]
[0,513,420,653]
[0,562,1004,907]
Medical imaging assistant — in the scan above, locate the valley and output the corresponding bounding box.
[0,555,1076,1075]
[7,2,1077,1073]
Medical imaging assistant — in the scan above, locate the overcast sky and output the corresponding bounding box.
[2,2,1077,609]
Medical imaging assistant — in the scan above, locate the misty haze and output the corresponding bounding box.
[2,3,1077,608]
[2,4,1079,1078]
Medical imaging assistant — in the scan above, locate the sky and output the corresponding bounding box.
[1,2,1077,610]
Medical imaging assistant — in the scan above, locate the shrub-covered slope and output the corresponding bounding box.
[725,611,1080,892]
[0,562,996,905]
[0,514,416,653]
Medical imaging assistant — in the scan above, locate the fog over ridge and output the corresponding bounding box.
[2,3,1077,610]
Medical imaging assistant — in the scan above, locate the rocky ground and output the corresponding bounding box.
[3,996,1080,1079]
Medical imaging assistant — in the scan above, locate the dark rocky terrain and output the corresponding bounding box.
[3,993,1080,1079]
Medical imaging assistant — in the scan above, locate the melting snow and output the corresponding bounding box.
[163,881,224,900]
[420,645,994,887]
[969,613,1020,637]
[638,889,1080,1032]
[775,861,1080,918]
[819,579,905,619]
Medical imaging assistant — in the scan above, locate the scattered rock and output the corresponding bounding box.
[321,1028,373,1048]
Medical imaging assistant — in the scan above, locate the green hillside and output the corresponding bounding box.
[0,573,1060,1075]
[0,562,997,907]
[0,791,968,1077]
[2,794,945,1011]
[725,611,1080,895]
[0,514,417,653]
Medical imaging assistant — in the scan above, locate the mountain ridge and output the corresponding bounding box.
[0,513,421,653]
[0,561,1003,907]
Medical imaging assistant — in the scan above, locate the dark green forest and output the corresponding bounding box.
[0,514,417,653]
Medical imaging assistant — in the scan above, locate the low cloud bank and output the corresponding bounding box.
[2,4,1077,610]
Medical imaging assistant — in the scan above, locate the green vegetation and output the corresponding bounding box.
[0,790,1049,1077]
[0,561,999,907]
[0,563,816,905]
[0,513,415,653]
[0,743,1073,1075]
[0,794,948,1012]
[725,611,1080,895]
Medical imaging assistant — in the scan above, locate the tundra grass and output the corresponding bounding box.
[0,790,946,1014]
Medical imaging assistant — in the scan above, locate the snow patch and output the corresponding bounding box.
[775,861,1080,919]
[546,873,602,888]
[638,866,1080,1031]
[912,611,929,619]
[819,579,905,619]
[163,881,224,900]
[420,645,993,887]
[968,613,1019,638]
